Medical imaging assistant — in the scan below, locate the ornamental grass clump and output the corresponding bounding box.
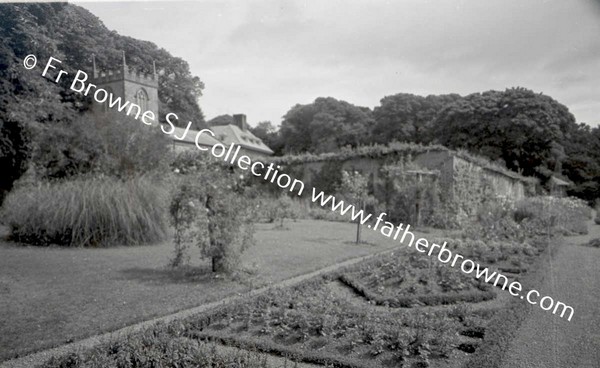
[2,176,168,247]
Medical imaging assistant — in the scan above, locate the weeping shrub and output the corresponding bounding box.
[169,152,255,273]
[1,175,168,247]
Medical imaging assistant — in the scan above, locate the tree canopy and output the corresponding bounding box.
[279,97,374,154]
[372,93,461,144]
[431,87,576,179]
[0,3,206,200]
[249,121,284,155]
[275,88,597,201]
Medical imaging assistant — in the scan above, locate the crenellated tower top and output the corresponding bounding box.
[91,52,158,88]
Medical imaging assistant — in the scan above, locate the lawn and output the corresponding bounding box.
[35,230,556,368]
[0,219,442,362]
[175,235,554,368]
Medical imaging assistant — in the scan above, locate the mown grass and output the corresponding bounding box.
[1,176,168,247]
[0,219,425,362]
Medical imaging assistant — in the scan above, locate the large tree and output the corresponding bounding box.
[431,87,577,179]
[562,124,600,202]
[0,3,206,198]
[250,121,284,155]
[371,93,461,144]
[279,97,374,153]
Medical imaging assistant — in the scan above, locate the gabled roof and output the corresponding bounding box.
[168,126,223,147]
[211,124,274,155]
[550,176,572,187]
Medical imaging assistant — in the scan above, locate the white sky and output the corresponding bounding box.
[76,0,600,127]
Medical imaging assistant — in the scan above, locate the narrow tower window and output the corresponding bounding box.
[135,88,149,112]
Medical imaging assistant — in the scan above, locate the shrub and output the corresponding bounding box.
[32,112,172,180]
[272,195,301,228]
[464,198,524,242]
[307,206,350,222]
[169,153,255,273]
[586,238,600,248]
[253,194,303,225]
[40,323,270,368]
[1,175,168,247]
[516,196,590,235]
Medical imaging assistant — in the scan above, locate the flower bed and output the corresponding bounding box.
[338,252,496,308]
[189,280,490,368]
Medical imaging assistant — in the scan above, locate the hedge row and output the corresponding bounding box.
[338,274,496,307]
[194,332,380,368]
[40,323,270,368]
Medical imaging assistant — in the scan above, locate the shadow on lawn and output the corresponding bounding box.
[120,265,227,285]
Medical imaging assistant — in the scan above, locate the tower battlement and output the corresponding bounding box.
[90,52,158,88]
[89,52,159,120]
[91,67,158,88]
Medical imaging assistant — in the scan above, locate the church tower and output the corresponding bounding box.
[91,52,159,122]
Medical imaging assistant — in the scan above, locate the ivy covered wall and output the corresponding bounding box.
[275,146,535,227]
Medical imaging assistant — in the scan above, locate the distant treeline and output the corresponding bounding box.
[248,90,600,202]
[1,3,598,206]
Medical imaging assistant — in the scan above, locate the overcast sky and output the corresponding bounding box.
[77,0,600,128]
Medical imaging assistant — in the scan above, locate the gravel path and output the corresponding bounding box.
[501,220,600,368]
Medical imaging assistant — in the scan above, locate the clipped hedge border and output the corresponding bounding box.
[339,274,496,308]
[194,332,382,368]
[462,236,561,368]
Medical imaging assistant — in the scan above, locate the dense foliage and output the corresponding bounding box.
[169,152,255,273]
[431,88,574,180]
[0,3,205,199]
[32,112,171,180]
[41,323,272,368]
[249,121,284,155]
[371,93,461,144]
[279,97,374,154]
[192,279,475,367]
[340,251,495,308]
[276,89,599,202]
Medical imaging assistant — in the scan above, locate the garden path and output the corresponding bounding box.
[500,218,600,368]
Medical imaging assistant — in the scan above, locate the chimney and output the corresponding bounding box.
[232,114,248,131]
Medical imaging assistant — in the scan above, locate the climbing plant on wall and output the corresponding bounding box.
[379,158,442,226]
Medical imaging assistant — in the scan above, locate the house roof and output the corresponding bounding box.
[211,124,274,155]
[550,176,572,187]
[168,126,223,147]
